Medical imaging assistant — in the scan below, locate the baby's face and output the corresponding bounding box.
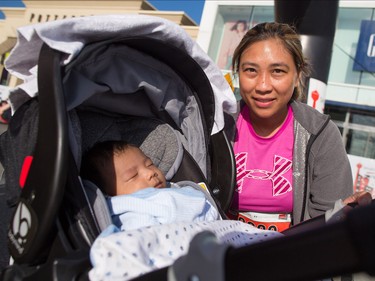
[111,146,167,196]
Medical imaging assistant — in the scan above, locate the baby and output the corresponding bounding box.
[81,140,220,231]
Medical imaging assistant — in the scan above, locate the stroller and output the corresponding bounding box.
[0,14,237,280]
[1,14,375,281]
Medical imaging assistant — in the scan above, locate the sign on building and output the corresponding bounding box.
[349,154,375,198]
[353,20,375,72]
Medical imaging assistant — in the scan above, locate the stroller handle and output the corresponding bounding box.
[8,43,69,264]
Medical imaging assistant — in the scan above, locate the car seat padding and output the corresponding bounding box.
[82,179,112,231]
[77,110,182,180]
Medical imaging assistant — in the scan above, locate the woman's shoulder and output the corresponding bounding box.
[291,100,331,134]
[291,100,324,115]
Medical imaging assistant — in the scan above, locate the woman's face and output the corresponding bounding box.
[238,38,299,123]
[238,22,247,32]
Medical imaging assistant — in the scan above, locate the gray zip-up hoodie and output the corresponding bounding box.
[225,100,353,226]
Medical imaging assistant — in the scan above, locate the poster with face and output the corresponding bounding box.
[349,154,375,198]
[217,20,249,70]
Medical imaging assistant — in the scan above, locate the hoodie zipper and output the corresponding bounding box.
[299,116,331,223]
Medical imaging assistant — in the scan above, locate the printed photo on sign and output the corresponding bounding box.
[348,154,375,198]
[217,20,249,70]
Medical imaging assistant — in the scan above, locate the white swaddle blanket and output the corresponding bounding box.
[89,220,283,281]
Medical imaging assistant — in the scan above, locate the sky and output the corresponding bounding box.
[149,0,204,24]
[0,0,205,24]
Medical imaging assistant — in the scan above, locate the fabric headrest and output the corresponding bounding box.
[77,110,183,180]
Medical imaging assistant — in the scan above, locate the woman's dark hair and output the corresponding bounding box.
[232,22,311,100]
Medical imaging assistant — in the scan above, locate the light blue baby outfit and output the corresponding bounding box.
[107,182,220,231]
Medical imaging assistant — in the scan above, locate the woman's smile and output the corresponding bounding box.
[253,96,276,108]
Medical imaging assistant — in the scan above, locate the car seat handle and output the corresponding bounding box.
[8,43,69,264]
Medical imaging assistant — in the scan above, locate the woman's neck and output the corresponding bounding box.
[249,107,289,138]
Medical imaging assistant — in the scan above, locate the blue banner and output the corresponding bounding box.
[353,20,375,72]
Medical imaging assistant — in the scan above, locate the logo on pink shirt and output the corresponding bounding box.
[236,152,292,196]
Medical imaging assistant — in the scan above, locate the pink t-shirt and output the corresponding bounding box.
[232,105,294,213]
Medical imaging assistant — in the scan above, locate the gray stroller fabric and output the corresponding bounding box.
[65,43,207,177]
[82,179,112,232]
[0,98,39,207]
[5,14,237,136]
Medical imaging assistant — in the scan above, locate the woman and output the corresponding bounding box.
[225,22,354,230]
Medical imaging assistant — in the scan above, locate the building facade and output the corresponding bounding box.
[0,0,198,89]
[196,0,375,195]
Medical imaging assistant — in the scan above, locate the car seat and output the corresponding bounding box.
[0,15,237,280]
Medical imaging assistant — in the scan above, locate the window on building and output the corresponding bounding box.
[327,7,375,105]
[329,8,372,85]
[326,7,375,160]
[208,5,273,71]
[347,129,375,159]
[325,103,375,159]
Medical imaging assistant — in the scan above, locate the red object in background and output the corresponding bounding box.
[354,163,363,193]
[311,90,319,109]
